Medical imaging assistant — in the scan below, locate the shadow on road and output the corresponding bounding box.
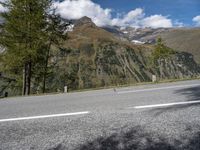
[48,86,200,150]
[174,85,200,101]
[49,126,200,150]
[146,102,200,116]
[76,126,174,150]
[145,85,200,116]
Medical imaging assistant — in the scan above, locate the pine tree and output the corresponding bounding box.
[152,37,175,64]
[0,0,52,95]
[41,11,69,93]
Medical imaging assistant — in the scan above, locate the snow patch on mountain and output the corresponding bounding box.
[131,40,145,45]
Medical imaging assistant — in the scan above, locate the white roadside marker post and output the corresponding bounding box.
[64,86,68,93]
[152,75,157,83]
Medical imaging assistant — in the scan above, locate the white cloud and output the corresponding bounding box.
[53,0,112,27]
[141,15,173,28]
[122,8,144,23]
[54,0,174,28]
[111,8,145,27]
[193,15,200,26]
[0,0,175,28]
[174,20,184,27]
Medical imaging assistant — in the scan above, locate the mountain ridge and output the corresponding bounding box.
[102,25,200,63]
[1,17,200,95]
[42,17,200,92]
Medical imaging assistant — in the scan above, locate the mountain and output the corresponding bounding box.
[74,16,96,27]
[42,17,200,92]
[104,26,200,63]
[1,16,200,94]
[161,28,200,63]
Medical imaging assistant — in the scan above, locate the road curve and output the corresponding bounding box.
[0,80,200,150]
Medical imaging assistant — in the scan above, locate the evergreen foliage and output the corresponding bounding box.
[152,37,175,64]
[0,0,68,95]
[152,38,175,63]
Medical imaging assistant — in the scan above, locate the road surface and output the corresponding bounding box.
[0,80,200,150]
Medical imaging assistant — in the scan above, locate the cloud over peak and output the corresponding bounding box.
[0,0,183,28]
[54,0,174,28]
[53,0,112,27]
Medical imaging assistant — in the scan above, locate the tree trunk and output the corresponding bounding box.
[24,61,32,95]
[42,43,51,93]
[42,59,48,93]
[42,69,47,93]
[22,67,26,96]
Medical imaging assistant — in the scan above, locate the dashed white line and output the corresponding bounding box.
[0,111,90,123]
[117,84,199,94]
[130,100,200,109]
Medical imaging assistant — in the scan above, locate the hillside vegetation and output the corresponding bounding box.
[1,16,200,95]
[42,18,200,92]
[105,27,200,64]
[161,28,200,63]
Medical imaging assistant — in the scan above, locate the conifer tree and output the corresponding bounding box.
[152,37,175,64]
[0,0,52,95]
[39,11,69,93]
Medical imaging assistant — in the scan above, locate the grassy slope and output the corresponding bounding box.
[161,28,200,63]
[65,22,153,56]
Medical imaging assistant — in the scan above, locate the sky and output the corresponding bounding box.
[93,0,200,26]
[1,0,200,28]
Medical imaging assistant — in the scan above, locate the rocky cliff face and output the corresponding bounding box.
[44,17,200,91]
[153,52,200,79]
[48,45,200,91]
[42,18,200,91]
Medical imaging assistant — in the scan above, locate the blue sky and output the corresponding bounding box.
[1,0,200,27]
[93,0,200,27]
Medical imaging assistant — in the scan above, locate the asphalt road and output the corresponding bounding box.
[0,80,200,150]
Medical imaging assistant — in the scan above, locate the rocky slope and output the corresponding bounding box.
[44,17,200,92]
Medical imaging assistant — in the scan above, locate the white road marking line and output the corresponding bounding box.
[0,111,90,123]
[130,100,200,109]
[117,84,199,94]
